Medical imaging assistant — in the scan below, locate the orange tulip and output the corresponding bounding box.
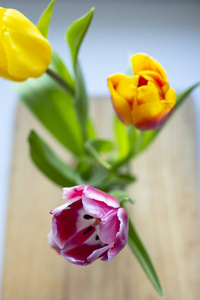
[107,54,176,131]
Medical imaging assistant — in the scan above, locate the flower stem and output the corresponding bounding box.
[46,68,75,97]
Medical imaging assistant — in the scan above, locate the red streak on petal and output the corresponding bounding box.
[137,76,148,87]
[69,226,95,245]
[63,244,103,265]
[53,209,78,244]
[69,199,83,210]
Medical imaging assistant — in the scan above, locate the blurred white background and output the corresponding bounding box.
[1,0,200,295]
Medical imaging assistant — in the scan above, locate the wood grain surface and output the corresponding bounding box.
[2,98,200,300]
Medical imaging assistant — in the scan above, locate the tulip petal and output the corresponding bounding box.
[131,80,173,130]
[0,8,22,80]
[115,76,138,104]
[84,185,120,208]
[87,243,113,264]
[61,244,103,266]
[52,205,81,249]
[50,197,83,215]
[98,210,120,244]
[136,81,160,105]
[104,208,129,262]
[107,74,133,125]
[131,54,168,86]
[165,87,176,107]
[47,231,61,254]
[131,100,172,131]
[49,185,128,265]
[82,198,112,219]
[50,203,71,215]
[115,208,129,249]
[82,185,120,218]
[63,185,86,201]
[2,9,51,79]
[68,226,96,246]
[0,9,8,71]
[138,70,168,90]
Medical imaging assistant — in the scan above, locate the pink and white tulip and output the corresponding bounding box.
[48,185,129,265]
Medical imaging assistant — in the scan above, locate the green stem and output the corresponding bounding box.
[112,153,132,171]
[112,130,145,171]
[46,68,75,97]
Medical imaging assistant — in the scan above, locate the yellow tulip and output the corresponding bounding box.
[107,54,176,131]
[0,7,52,81]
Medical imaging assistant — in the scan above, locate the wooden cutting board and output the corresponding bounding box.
[2,98,200,300]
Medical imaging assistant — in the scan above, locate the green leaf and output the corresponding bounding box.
[86,119,96,140]
[113,117,140,168]
[51,51,75,93]
[15,52,84,157]
[175,81,200,109]
[114,116,130,161]
[28,131,79,187]
[109,189,134,204]
[138,131,157,152]
[127,125,141,154]
[83,165,109,188]
[66,7,94,67]
[76,156,93,181]
[85,139,113,169]
[37,0,55,38]
[66,9,95,140]
[99,172,136,190]
[74,61,89,140]
[126,217,163,297]
[87,139,114,152]
[114,117,142,159]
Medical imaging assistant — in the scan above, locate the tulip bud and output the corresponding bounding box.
[107,54,176,131]
[48,185,129,265]
[0,7,52,81]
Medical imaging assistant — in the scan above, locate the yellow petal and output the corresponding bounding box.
[131,54,168,85]
[108,73,138,89]
[107,75,132,125]
[165,87,176,107]
[0,8,9,76]
[137,81,160,105]
[131,100,171,131]
[2,9,52,80]
[115,77,138,105]
[0,8,23,80]
[132,81,175,130]
[138,70,168,90]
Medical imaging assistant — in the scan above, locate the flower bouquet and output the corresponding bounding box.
[1,1,200,297]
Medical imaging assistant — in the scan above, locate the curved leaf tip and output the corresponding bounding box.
[37,0,56,38]
[66,7,95,66]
